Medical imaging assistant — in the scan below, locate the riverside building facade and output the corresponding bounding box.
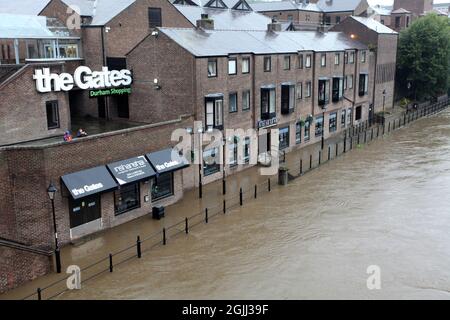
[0,0,395,292]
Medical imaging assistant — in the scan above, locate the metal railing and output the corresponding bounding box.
[20,98,449,300]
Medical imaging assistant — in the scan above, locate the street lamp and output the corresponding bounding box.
[222,136,227,195]
[47,183,61,273]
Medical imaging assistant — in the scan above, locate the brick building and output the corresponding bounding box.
[0,0,395,293]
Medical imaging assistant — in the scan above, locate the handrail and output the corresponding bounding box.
[0,237,52,257]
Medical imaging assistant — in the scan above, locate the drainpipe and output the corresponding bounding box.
[101,26,110,120]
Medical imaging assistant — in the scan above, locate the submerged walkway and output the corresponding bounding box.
[2,99,448,300]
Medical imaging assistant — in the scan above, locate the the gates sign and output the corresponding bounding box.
[33,66,133,93]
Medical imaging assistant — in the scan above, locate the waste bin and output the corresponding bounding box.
[278,167,289,185]
[152,206,165,220]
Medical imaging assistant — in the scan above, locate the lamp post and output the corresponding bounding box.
[222,136,227,195]
[382,89,386,127]
[47,183,61,273]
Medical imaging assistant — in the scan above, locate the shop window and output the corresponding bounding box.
[148,7,162,28]
[228,58,237,75]
[46,101,60,129]
[205,97,223,130]
[315,116,324,137]
[242,90,250,111]
[355,106,362,121]
[208,59,217,77]
[261,87,276,120]
[329,112,337,133]
[279,127,290,150]
[229,137,238,167]
[114,183,140,215]
[152,173,174,201]
[281,84,295,114]
[242,57,250,74]
[203,147,221,176]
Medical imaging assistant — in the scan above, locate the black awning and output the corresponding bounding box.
[61,166,118,200]
[107,155,156,186]
[146,148,190,175]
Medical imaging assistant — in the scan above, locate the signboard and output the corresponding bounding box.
[61,166,118,200]
[257,117,278,129]
[33,66,133,93]
[89,87,131,98]
[107,156,156,186]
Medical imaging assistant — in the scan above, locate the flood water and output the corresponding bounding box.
[13,110,450,300]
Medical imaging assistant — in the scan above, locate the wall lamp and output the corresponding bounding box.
[153,78,161,90]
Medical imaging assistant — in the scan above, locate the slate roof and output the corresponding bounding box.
[159,27,367,57]
[250,1,322,12]
[0,0,50,15]
[350,16,397,34]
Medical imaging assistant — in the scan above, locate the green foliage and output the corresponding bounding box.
[396,14,450,101]
[400,97,411,108]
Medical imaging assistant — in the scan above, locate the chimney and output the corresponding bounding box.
[267,19,282,32]
[196,14,214,30]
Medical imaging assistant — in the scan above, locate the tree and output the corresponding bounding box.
[396,14,450,101]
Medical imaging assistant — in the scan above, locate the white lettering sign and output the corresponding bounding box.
[155,160,180,172]
[72,183,104,196]
[33,66,133,93]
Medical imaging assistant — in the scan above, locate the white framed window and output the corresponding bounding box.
[334,53,340,65]
[228,58,237,75]
[305,54,312,68]
[208,59,217,77]
[321,54,326,67]
[242,57,250,74]
[297,82,302,99]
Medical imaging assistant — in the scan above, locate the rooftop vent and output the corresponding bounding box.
[268,20,282,32]
[197,14,214,30]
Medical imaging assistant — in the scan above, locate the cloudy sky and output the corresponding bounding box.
[368,0,448,5]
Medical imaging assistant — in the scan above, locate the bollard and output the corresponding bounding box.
[343,138,347,153]
[222,178,226,195]
[37,288,42,301]
[223,199,226,214]
[185,217,189,234]
[364,130,367,143]
[239,188,243,206]
[328,146,331,161]
[357,133,360,145]
[388,122,391,132]
[205,208,208,224]
[199,179,203,199]
[404,113,406,125]
[163,228,166,245]
[254,185,257,199]
[318,150,321,165]
[393,120,396,130]
[350,136,353,150]
[137,236,142,258]
[109,254,113,272]
[55,247,61,274]
[300,159,303,175]
[309,154,312,169]
[371,128,374,141]
[268,178,271,192]
[377,125,380,138]
[336,143,338,157]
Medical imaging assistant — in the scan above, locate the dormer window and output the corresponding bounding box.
[233,0,252,11]
[205,0,227,9]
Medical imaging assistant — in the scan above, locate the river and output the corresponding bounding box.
[29,110,450,299]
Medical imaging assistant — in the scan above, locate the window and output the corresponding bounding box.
[296,122,302,144]
[46,101,60,129]
[284,56,291,70]
[305,54,312,68]
[325,16,331,25]
[205,97,223,130]
[359,73,369,96]
[287,15,293,22]
[242,57,250,74]
[347,75,353,89]
[244,137,250,163]
[242,90,250,111]
[298,54,304,69]
[315,116,324,137]
[297,82,302,99]
[361,51,366,63]
[334,53,340,65]
[264,56,271,72]
[318,79,330,106]
[228,58,237,75]
[115,183,140,215]
[279,127,289,150]
[261,87,276,120]
[332,77,343,102]
[148,7,162,28]
[381,19,385,25]
[347,108,353,125]
[229,92,238,113]
[395,16,401,28]
[305,81,312,98]
[207,0,226,8]
[355,106,362,121]
[329,112,337,133]
[336,16,341,24]
[281,84,295,114]
[344,52,348,64]
[304,120,311,141]
[349,51,355,64]
[229,137,238,167]
[203,147,220,176]
[320,54,326,67]
[341,109,346,127]
[152,173,174,201]
[406,16,410,27]
[208,59,217,77]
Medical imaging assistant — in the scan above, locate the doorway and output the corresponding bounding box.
[69,195,101,229]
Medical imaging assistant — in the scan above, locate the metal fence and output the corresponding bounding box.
[21,98,449,300]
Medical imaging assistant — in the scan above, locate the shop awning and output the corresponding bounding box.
[107,156,156,186]
[61,166,118,200]
[146,148,190,175]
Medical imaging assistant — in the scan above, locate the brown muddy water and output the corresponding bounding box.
[8,110,450,300]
